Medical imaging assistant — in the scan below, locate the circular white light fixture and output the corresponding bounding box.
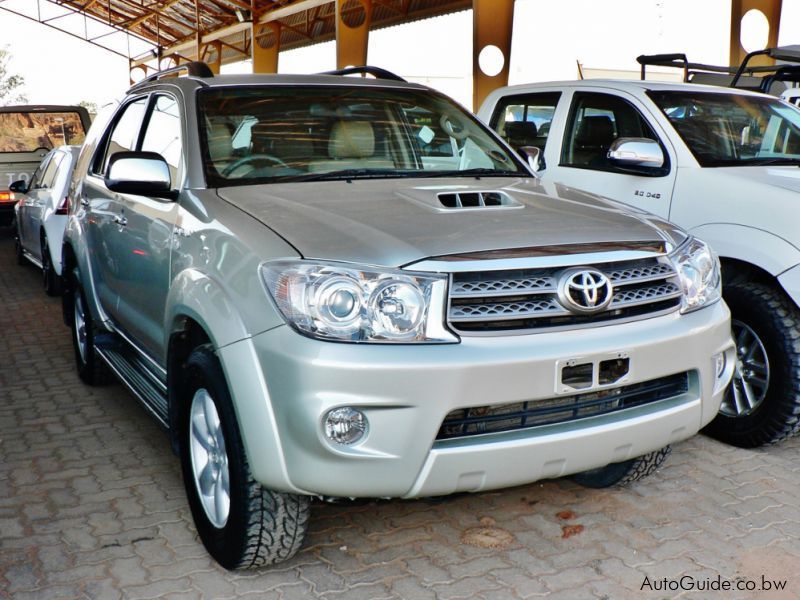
[740,9,770,53]
[478,45,505,77]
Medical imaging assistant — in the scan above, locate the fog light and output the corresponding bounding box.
[324,407,367,445]
[714,352,727,378]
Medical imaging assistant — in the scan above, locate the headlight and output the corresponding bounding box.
[261,260,458,343]
[668,237,721,313]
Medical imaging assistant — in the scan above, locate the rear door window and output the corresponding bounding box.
[490,92,561,153]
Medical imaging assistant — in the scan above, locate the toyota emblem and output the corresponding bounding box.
[557,268,613,314]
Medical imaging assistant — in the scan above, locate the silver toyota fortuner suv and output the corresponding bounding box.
[62,63,734,570]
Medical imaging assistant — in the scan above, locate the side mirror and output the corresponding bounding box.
[608,138,664,169]
[105,151,176,199]
[519,146,545,176]
[9,180,28,193]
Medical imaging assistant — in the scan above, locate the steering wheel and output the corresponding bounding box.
[440,114,469,140]
[222,154,289,177]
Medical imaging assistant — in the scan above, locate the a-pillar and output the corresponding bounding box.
[252,21,281,73]
[729,0,783,67]
[335,0,372,69]
[473,0,514,111]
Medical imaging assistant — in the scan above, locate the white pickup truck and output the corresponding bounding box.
[0,105,90,226]
[479,79,800,447]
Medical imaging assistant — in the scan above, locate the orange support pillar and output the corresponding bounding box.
[252,21,281,73]
[473,0,515,112]
[730,0,782,67]
[202,41,222,74]
[335,0,372,69]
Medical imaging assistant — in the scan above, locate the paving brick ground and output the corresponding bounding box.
[2,227,800,599]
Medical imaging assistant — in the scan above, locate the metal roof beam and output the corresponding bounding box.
[131,0,329,66]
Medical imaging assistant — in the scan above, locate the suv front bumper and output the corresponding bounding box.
[220,301,733,498]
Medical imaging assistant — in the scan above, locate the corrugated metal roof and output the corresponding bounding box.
[48,0,470,62]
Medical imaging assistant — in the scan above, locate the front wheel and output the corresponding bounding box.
[179,344,310,570]
[703,282,800,447]
[573,446,671,488]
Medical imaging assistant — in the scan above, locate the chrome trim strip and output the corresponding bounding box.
[451,303,565,322]
[411,249,666,273]
[610,288,683,310]
[610,271,676,287]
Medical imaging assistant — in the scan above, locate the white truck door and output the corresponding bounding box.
[547,89,677,220]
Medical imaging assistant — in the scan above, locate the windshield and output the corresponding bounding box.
[198,86,526,186]
[0,111,87,152]
[649,90,800,167]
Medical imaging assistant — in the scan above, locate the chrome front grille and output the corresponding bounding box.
[448,255,682,333]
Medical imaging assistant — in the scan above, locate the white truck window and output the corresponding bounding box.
[562,92,660,170]
[489,92,561,153]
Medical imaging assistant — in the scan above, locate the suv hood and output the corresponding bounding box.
[216,178,677,267]
[715,165,800,194]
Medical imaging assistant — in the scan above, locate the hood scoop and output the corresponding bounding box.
[438,191,521,210]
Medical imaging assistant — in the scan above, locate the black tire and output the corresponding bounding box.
[703,282,800,447]
[69,271,112,385]
[573,446,671,488]
[179,344,310,570]
[14,231,25,266]
[41,233,62,296]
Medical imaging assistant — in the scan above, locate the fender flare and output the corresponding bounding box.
[164,268,250,351]
[689,223,800,278]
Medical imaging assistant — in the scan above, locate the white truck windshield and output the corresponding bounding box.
[649,90,800,167]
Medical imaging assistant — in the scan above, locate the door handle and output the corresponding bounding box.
[80,198,90,207]
[113,215,128,227]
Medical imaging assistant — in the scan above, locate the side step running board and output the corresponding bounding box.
[95,335,169,427]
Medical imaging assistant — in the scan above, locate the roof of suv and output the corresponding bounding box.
[128,72,430,96]
[493,78,772,98]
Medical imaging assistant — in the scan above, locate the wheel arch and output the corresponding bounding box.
[164,269,253,455]
[166,316,212,455]
[61,241,78,326]
[689,223,800,305]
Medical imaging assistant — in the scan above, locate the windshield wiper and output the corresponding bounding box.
[415,167,524,178]
[277,168,405,182]
[743,157,800,167]
[270,166,525,183]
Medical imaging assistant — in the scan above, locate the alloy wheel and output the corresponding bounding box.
[189,388,231,529]
[720,319,770,417]
[73,290,88,363]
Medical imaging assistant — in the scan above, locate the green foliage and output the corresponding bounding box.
[0,46,27,106]
[78,100,98,117]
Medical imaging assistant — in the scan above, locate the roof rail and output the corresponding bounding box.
[636,53,736,82]
[731,46,800,89]
[129,61,214,92]
[320,66,406,82]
